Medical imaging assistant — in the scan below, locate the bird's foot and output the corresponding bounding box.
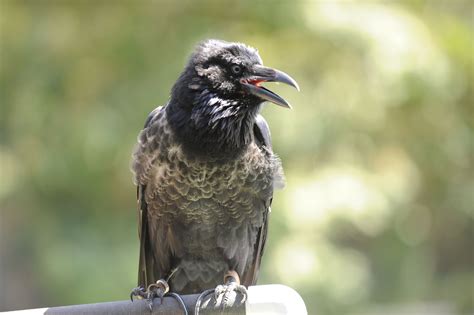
[195,270,247,314]
[213,281,248,308]
[130,279,169,311]
[130,286,147,300]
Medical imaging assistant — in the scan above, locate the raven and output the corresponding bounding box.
[130,39,299,311]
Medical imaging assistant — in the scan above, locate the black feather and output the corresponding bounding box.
[132,39,285,294]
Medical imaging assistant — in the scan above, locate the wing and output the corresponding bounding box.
[253,114,272,151]
[133,106,170,287]
[241,114,274,286]
[137,184,156,287]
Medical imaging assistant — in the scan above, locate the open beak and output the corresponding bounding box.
[240,65,300,108]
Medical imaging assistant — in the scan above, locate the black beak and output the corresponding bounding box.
[240,65,300,108]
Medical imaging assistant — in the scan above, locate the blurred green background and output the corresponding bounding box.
[1,1,473,314]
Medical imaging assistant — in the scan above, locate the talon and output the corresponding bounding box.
[130,280,187,314]
[221,283,238,309]
[130,286,147,302]
[195,271,247,314]
[214,284,225,300]
[235,284,248,303]
[130,279,171,311]
[210,271,248,310]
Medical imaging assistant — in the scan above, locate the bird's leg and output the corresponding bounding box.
[130,279,169,311]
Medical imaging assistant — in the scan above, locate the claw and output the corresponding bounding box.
[130,286,147,302]
[195,270,247,314]
[130,280,187,314]
[234,284,248,303]
[146,279,169,310]
[219,282,246,309]
[129,279,170,311]
[214,284,225,300]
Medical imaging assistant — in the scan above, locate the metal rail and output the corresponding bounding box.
[3,284,307,315]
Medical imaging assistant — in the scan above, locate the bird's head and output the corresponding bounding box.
[176,39,299,108]
[168,39,299,156]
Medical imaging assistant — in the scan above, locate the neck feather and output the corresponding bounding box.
[167,89,261,158]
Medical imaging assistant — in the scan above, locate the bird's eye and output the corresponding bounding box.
[231,65,242,74]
